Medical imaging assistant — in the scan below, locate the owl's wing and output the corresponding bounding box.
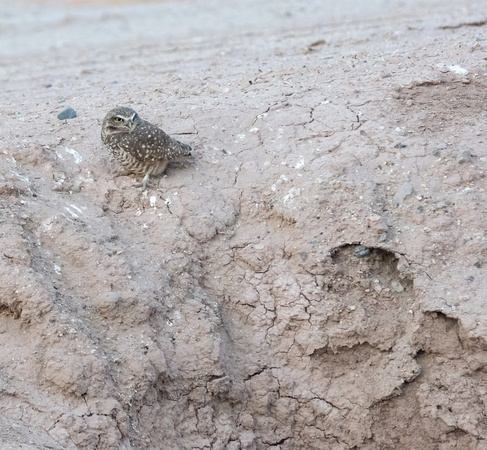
[129,121,173,161]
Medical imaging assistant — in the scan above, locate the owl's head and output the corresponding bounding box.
[102,106,141,136]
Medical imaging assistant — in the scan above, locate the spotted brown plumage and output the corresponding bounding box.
[101,106,192,190]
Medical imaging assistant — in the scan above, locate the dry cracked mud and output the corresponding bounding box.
[1,0,487,448]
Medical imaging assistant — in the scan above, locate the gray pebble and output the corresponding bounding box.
[391,281,404,293]
[377,232,388,242]
[394,142,407,149]
[458,147,473,164]
[57,107,77,120]
[354,245,371,258]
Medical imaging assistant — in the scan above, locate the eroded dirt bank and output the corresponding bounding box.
[1,0,487,448]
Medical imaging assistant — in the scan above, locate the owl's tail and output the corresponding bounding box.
[179,142,192,156]
[170,137,192,159]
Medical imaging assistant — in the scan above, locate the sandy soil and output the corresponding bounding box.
[1,0,487,448]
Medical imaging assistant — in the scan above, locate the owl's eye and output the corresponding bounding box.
[115,117,124,122]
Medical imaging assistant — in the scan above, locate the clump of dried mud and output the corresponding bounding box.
[1,0,487,448]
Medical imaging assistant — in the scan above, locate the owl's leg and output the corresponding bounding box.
[139,161,169,191]
[141,173,151,191]
[131,174,150,190]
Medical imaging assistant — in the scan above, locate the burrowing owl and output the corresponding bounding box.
[101,106,192,189]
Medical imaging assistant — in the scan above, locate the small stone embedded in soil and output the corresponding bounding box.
[354,245,372,258]
[299,251,308,261]
[394,142,407,149]
[57,108,77,120]
[393,183,414,205]
[458,147,473,164]
[391,281,405,292]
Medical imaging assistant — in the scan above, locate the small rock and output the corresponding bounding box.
[377,232,388,242]
[391,281,404,292]
[394,142,407,149]
[299,251,308,261]
[57,108,77,120]
[443,173,462,186]
[393,183,414,205]
[367,214,388,234]
[354,245,371,258]
[432,201,449,211]
[458,147,474,164]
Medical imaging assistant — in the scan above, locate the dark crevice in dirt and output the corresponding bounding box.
[0,303,20,318]
[267,436,291,446]
[244,367,267,381]
[439,20,487,29]
[81,393,92,416]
